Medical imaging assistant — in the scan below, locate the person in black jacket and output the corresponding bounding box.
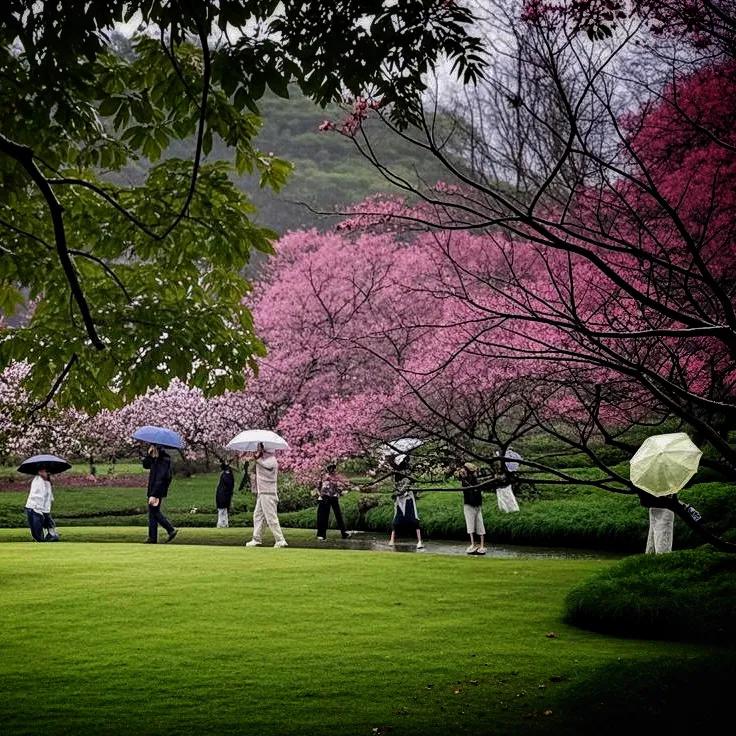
[314,462,351,540]
[215,462,235,528]
[142,444,178,544]
[457,462,486,555]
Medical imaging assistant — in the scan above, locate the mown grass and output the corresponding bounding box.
[0,543,731,736]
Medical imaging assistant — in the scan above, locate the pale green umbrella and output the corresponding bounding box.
[629,432,702,496]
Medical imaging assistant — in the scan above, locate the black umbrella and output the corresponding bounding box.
[17,454,72,475]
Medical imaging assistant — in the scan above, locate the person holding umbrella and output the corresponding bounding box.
[387,454,425,550]
[141,444,178,544]
[24,466,55,542]
[630,432,702,554]
[245,442,288,548]
[132,427,183,544]
[225,430,289,548]
[19,454,70,542]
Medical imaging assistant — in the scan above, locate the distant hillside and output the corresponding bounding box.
[139,90,451,236]
[231,91,452,235]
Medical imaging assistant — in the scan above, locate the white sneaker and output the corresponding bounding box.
[316,536,326,541]
[466,544,478,554]
[416,541,425,550]
[387,539,395,546]
[245,540,261,547]
[273,540,288,548]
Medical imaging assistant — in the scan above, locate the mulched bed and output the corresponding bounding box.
[0,474,146,492]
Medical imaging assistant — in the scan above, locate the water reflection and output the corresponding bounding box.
[300,532,624,559]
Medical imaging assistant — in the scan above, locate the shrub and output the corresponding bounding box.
[276,475,316,512]
[564,548,736,644]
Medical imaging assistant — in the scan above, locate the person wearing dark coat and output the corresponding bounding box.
[457,462,486,555]
[387,454,424,550]
[215,462,235,528]
[314,462,351,540]
[142,444,178,544]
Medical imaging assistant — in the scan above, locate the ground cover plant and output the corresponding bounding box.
[1,542,732,736]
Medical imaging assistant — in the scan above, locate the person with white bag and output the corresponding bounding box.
[494,448,520,514]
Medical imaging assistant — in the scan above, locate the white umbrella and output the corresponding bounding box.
[629,432,702,496]
[378,437,424,456]
[226,429,289,453]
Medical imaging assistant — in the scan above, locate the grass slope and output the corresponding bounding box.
[0,543,728,736]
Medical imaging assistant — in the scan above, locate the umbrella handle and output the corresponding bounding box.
[663,498,736,553]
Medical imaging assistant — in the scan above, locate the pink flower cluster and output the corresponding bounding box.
[317,96,383,137]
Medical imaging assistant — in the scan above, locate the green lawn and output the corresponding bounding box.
[0,542,730,735]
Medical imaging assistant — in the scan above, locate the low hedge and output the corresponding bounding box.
[563,548,736,644]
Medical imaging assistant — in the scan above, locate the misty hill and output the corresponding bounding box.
[240,92,451,234]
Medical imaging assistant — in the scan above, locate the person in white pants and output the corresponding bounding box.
[245,444,287,548]
[646,507,674,553]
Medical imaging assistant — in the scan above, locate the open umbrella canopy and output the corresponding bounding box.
[226,429,289,453]
[378,437,424,456]
[17,454,72,475]
[132,426,185,450]
[630,432,702,497]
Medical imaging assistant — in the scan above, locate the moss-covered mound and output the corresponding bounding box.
[564,548,736,644]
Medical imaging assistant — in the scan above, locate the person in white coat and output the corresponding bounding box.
[245,444,288,548]
[24,467,56,542]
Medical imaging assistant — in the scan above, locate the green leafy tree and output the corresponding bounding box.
[0,1,484,410]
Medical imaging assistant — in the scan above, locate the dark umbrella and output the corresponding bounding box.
[132,425,185,450]
[17,454,72,475]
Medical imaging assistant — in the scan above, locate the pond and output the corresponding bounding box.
[299,531,625,559]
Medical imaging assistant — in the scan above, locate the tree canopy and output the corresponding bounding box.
[0,1,484,410]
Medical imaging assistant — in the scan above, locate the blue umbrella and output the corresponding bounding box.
[132,426,185,450]
[18,454,72,475]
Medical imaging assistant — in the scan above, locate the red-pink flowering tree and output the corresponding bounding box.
[314,0,736,474]
[250,212,735,548]
[296,0,736,549]
[246,227,443,471]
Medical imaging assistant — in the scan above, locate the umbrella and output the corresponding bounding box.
[629,432,702,497]
[226,429,289,453]
[17,454,72,475]
[379,437,424,456]
[132,426,185,450]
